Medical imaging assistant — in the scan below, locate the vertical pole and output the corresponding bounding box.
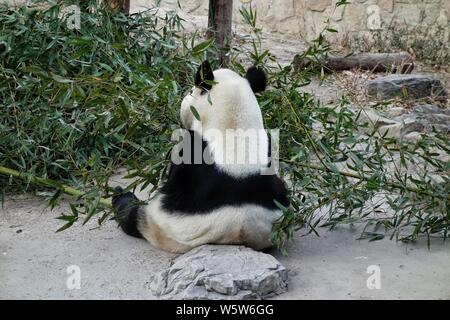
[207,0,233,66]
[122,0,130,15]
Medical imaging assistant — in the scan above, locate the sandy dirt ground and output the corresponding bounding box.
[1,3,450,300]
[1,193,450,299]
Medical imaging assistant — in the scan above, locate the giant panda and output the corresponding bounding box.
[112,61,289,253]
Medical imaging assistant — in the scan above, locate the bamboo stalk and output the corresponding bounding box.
[290,161,450,201]
[0,166,112,208]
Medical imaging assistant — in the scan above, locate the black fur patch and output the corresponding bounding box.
[160,130,289,214]
[245,66,267,93]
[195,60,214,92]
[112,187,144,238]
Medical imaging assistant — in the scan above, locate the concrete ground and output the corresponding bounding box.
[1,194,449,300]
[1,1,449,301]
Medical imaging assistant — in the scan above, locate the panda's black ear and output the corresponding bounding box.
[245,66,267,93]
[195,60,214,91]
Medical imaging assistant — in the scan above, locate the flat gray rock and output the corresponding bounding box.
[367,74,447,100]
[392,104,450,135]
[149,245,289,300]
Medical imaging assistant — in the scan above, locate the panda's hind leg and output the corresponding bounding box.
[112,187,144,238]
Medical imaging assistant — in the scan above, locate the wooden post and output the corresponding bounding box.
[207,0,233,67]
[123,0,130,15]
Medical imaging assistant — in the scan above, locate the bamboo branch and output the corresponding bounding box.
[287,161,449,201]
[0,166,112,208]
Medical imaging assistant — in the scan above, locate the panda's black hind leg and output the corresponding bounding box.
[112,187,144,238]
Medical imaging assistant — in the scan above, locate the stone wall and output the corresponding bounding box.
[144,0,449,43]
[4,0,449,43]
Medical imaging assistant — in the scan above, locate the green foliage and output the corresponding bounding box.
[0,1,212,226]
[0,1,448,249]
[232,5,449,250]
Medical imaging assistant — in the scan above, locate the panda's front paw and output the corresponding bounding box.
[112,186,144,238]
[112,187,139,212]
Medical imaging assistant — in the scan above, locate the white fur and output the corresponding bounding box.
[138,194,282,253]
[180,69,269,178]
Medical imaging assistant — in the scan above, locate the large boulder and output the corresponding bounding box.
[367,74,447,100]
[149,245,289,300]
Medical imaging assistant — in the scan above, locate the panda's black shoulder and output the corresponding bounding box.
[160,130,289,214]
